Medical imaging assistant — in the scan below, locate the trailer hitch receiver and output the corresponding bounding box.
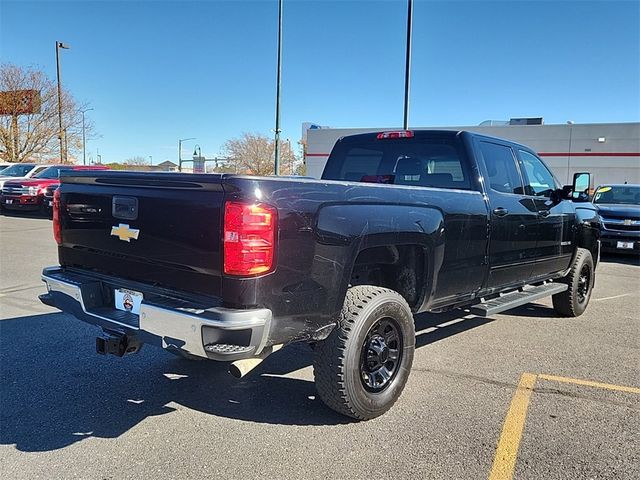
[96,331,142,357]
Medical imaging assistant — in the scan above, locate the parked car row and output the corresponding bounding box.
[591,184,640,254]
[0,164,108,215]
[0,163,51,187]
[1,162,638,256]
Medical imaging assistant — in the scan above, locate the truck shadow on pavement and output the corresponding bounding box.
[600,252,640,266]
[1,310,492,452]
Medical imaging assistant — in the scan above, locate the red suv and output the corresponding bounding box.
[1,165,109,214]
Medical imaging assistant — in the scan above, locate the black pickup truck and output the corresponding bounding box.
[40,130,600,420]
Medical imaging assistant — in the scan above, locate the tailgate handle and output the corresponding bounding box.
[112,196,138,221]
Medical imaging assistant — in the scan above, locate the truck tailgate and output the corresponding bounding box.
[57,172,225,297]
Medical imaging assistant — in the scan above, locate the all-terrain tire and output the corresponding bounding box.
[552,247,594,317]
[313,285,415,420]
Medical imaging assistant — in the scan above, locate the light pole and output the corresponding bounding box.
[55,41,70,162]
[178,137,195,172]
[80,108,93,165]
[149,155,153,166]
[273,0,283,175]
[566,121,574,183]
[403,0,413,130]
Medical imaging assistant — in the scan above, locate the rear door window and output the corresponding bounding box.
[478,141,524,195]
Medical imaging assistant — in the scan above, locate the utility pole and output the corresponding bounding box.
[55,41,70,162]
[274,0,283,175]
[403,0,413,130]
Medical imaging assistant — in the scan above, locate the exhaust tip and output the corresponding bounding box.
[228,357,265,379]
[228,363,244,379]
[228,344,284,378]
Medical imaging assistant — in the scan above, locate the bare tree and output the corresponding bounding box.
[222,132,300,176]
[0,63,95,163]
[124,156,150,166]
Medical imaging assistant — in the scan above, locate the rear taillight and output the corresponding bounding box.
[376,130,414,139]
[223,201,277,276]
[52,188,61,245]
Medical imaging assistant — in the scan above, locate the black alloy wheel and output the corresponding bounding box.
[313,285,415,420]
[360,318,402,392]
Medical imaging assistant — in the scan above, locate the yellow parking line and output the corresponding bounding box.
[488,373,537,480]
[489,372,639,480]
[538,374,640,394]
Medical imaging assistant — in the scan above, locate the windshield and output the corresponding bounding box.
[0,164,35,177]
[593,185,640,205]
[34,166,72,179]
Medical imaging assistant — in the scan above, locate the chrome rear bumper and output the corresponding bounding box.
[40,267,272,361]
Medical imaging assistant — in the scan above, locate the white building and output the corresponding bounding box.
[304,121,640,186]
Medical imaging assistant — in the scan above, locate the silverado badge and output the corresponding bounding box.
[111,224,140,242]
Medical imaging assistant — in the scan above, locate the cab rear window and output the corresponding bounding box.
[322,137,471,190]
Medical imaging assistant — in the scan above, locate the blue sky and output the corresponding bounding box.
[1,0,639,164]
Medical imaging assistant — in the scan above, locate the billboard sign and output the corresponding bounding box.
[0,89,42,115]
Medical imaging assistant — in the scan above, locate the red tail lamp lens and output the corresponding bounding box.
[53,188,62,245]
[223,201,277,276]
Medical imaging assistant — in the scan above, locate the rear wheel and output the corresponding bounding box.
[552,248,594,317]
[313,286,415,420]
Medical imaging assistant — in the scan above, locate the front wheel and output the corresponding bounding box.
[552,247,594,317]
[313,286,415,420]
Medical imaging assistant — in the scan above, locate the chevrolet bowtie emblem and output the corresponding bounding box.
[111,224,140,242]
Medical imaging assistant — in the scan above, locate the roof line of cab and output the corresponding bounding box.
[337,129,537,154]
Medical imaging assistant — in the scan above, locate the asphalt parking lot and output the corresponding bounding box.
[1,213,639,480]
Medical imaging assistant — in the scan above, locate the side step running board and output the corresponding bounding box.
[469,283,568,317]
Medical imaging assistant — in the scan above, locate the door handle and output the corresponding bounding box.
[493,207,509,217]
[538,210,551,217]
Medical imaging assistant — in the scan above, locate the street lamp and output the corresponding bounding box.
[80,108,94,165]
[193,145,203,173]
[149,155,153,166]
[55,41,70,162]
[178,137,195,172]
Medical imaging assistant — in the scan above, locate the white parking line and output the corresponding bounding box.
[592,293,632,302]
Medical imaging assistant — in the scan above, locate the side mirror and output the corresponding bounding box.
[571,172,591,202]
[559,185,573,200]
